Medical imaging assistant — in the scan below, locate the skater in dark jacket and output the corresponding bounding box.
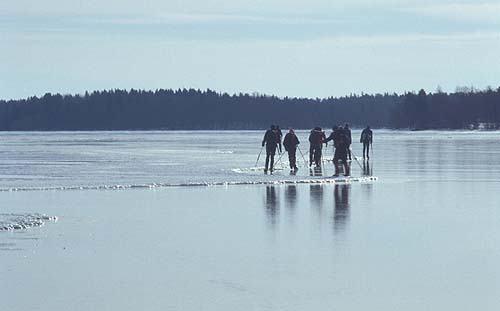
[283,128,300,171]
[308,127,326,167]
[360,126,373,160]
[325,126,351,176]
[262,125,282,173]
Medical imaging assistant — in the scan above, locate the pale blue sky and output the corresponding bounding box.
[1,0,499,100]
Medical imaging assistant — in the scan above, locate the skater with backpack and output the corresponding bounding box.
[308,127,326,167]
[360,125,373,160]
[261,125,282,173]
[325,125,351,176]
[283,128,300,171]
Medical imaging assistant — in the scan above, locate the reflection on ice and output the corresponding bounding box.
[362,160,373,176]
[265,186,279,227]
[310,185,325,210]
[334,185,351,233]
[261,183,355,236]
[284,185,297,211]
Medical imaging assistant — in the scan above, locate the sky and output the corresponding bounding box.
[1,0,499,100]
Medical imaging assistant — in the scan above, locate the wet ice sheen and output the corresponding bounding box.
[1,130,500,311]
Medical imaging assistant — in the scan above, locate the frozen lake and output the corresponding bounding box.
[1,130,500,310]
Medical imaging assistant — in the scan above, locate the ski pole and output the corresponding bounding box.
[302,149,311,166]
[349,148,364,170]
[255,146,264,167]
[275,150,284,166]
[298,146,307,166]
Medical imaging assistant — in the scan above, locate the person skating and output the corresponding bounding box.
[360,125,373,160]
[344,123,352,161]
[262,125,282,173]
[308,127,326,167]
[283,128,300,171]
[325,125,351,176]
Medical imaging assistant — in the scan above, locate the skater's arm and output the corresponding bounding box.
[324,133,333,143]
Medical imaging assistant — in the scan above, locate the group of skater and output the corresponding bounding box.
[261,124,373,176]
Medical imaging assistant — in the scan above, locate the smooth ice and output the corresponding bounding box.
[1,130,500,311]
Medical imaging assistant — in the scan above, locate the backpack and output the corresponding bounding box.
[309,131,320,144]
[335,130,348,147]
[361,130,372,143]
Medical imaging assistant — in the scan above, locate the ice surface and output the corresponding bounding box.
[1,130,500,311]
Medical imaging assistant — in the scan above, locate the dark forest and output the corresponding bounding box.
[0,87,499,130]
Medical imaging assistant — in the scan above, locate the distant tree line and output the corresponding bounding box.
[390,87,500,130]
[0,87,499,130]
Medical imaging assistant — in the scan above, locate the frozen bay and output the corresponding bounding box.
[1,130,500,310]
